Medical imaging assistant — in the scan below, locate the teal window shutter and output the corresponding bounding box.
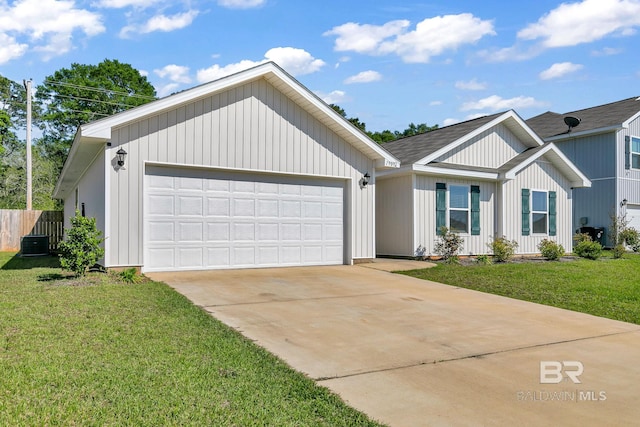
[548,191,557,236]
[522,188,530,236]
[471,185,480,235]
[436,183,446,235]
[625,136,631,170]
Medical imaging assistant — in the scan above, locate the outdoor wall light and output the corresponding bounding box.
[116,148,127,167]
[362,172,370,187]
[621,198,628,207]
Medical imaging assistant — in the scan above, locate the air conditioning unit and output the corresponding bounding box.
[21,235,49,256]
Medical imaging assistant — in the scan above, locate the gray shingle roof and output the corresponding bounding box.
[527,96,640,139]
[381,112,504,164]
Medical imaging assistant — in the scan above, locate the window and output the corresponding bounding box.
[437,183,480,235]
[632,137,640,169]
[449,185,469,233]
[531,190,548,234]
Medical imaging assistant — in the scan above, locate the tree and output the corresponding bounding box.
[36,59,157,172]
[330,104,367,132]
[58,212,105,276]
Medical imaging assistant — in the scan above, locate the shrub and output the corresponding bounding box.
[620,227,640,248]
[538,239,565,261]
[433,226,464,262]
[573,234,602,260]
[487,236,518,262]
[58,212,105,277]
[476,254,492,265]
[119,267,141,283]
[612,244,626,259]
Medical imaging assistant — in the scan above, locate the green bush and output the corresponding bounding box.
[487,236,518,262]
[433,226,464,261]
[620,228,640,248]
[58,212,105,277]
[573,234,602,260]
[538,239,565,261]
[119,267,141,283]
[613,244,626,259]
[476,254,492,265]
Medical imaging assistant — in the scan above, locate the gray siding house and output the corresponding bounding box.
[53,62,400,272]
[376,111,590,257]
[527,97,640,245]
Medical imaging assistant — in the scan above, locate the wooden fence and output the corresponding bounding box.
[0,210,64,252]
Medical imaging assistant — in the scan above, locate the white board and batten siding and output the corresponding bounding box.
[502,157,573,254]
[433,123,528,169]
[106,77,375,269]
[63,150,106,235]
[413,176,496,256]
[618,115,640,216]
[375,175,414,256]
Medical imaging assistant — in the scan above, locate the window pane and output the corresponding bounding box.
[532,191,547,212]
[450,185,468,209]
[532,212,547,234]
[632,137,640,153]
[633,154,640,169]
[450,210,468,233]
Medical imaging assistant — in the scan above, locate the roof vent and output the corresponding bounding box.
[564,116,581,133]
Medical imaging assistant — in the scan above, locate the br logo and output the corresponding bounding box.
[540,361,584,384]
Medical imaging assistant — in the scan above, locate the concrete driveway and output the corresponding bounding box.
[149,263,640,426]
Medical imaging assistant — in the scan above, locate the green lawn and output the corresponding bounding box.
[0,252,383,426]
[400,253,640,325]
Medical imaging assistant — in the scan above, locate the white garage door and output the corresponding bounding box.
[627,205,640,231]
[144,166,344,272]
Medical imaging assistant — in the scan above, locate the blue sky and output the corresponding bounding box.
[1,0,639,132]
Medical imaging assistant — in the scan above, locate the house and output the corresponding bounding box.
[376,111,590,258]
[52,62,400,272]
[527,97,640,245]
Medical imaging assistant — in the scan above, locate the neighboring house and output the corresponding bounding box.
[527,97,640,245]
[53,62,400,272]
[376,111,590,258]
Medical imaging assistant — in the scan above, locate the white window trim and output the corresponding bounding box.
[631,136,640,170]
[448,184,470,235]
[531,189,548,235]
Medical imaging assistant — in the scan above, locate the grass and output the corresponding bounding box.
[400,253,640,325]
[0,252,383,426]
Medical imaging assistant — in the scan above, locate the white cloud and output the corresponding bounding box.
[264,47,325,75]
[443,118,460,126]
[196,47,325,83]
[518,0,640,48]
[430,100,443,106]
[325,14,495,63]
[461,95,546,111]
[96,0,161,8]
[154,64,192,83]
[217,0,265,9]
[315,90,348,105]
[121,10,199,36]
[539,62,583,80]
[591,47,623,56]
[157,82,180,97]
[324,20,410,54]
[455,78,487,91]
[0,33,27,65]
[344,70,382,84]
[0,0,104,61]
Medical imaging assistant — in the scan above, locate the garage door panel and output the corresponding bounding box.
[207,197,230,216]
[145,167,344,272]
[178,196,203,215]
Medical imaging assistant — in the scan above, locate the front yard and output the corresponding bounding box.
[0,252,382,426]
[401,253,640,325]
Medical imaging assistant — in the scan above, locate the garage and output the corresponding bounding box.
[626,204,640,232]
[144,166,345,272]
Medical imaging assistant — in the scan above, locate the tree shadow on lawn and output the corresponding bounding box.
[0,253,61,270]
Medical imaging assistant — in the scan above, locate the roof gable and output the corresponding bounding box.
[527,96,640,140]
[382,110,543,166]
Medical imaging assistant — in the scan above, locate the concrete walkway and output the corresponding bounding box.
[149,263,640,426]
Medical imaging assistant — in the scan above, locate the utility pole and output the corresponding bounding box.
[24,79,32,210]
